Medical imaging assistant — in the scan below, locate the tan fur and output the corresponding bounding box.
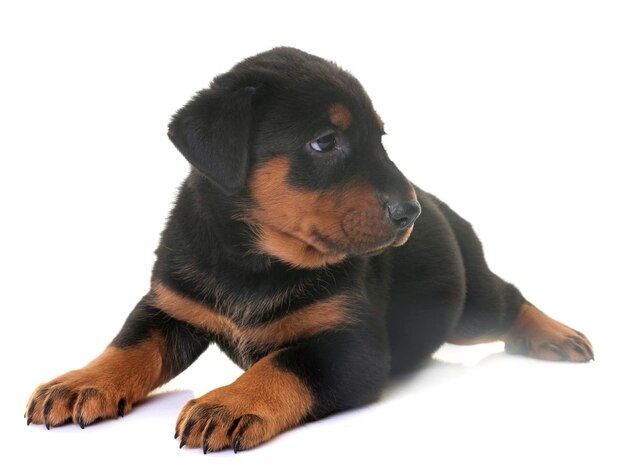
[374,110,384,130]
[175,351,314,451]
[245,157,396,268]
[504,303,594,362]
[26,337,166,427]
[392,224,415,248]
[256,223,346,268]
[151,282,353,366]
[329,103,352,130]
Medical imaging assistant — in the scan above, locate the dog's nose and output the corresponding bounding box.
[386,200,421,230]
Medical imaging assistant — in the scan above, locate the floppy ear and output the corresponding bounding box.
[168,87,255,195]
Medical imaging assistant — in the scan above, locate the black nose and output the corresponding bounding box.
[386,200,421,230]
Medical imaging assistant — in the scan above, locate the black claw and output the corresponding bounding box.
[43,397,53,430]
[202,422,216,455]
[78,416,86,429]
[27,400,36,425]
[117,399,127,418]
[179,419,195,449]
[174,430,179,440]
[233,437,241,454]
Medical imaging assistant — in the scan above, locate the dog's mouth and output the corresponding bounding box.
[249,212,416,268]
[311,226,413,258]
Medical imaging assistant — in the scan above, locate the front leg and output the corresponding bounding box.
[26,295,212,428]
[176,328,389,453]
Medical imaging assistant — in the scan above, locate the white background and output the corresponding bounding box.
[1,1,624,474]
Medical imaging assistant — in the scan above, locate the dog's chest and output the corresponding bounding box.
[152,281,352,369]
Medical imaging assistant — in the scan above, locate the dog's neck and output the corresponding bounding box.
[151,172,371,324]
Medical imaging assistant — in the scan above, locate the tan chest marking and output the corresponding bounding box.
[151,282,353,354]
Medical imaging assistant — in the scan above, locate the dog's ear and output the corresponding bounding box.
[168,86,256,195]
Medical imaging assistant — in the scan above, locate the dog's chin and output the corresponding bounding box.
[316,227,415,259]
[329,237,398,258]
[353,227,415,257]
[392,225,415,248]
[355,246,389,258]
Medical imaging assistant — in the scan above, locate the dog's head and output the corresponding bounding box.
[168,47,420,268]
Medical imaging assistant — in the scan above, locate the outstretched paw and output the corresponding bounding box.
[175,355,313,453]
[176,398,269,453]
[505,303,594,362]
[26,370,130,429]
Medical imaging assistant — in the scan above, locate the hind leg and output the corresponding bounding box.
[433,196,594,362]
[448,274,594,362]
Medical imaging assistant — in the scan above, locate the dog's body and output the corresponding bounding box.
[27,48,593,452]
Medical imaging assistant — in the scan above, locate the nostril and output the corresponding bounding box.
[387,200,421,230]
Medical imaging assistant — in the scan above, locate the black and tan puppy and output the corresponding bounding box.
[26,47,593,452]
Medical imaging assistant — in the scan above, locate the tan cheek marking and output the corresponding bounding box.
[247,157,391,266]
[246,157,348,267]
[151,283,353,355]
[256,225,346,268]
[329,103,352,130]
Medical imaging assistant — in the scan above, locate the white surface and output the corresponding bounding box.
[1,1,624,475]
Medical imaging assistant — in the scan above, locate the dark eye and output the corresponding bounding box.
[310,133,337,153]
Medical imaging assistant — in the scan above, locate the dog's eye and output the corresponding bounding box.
[310,133,337,153]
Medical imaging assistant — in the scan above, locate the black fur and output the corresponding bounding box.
[168,87,255,195]
[32,47,585,448]
[112,296,212,378]
[117,47,524,406]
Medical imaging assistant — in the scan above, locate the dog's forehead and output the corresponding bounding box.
[224,47,380,130]
[268,77,378,134]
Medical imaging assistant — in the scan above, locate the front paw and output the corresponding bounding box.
[175,355,313,453]
[26,370,129,429]
[175,389,273,453]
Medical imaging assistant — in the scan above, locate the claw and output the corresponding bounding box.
[571,342,589,360]
[174,430,179,440]
[117,399,127,418]
[78,416,86,429]
[202,422,216,455]
[27,401,36,425]
[179,419,195,449]
[233,437,241,454]
[44,398,53,430]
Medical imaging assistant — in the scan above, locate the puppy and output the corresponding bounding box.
[26,47,593,453]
